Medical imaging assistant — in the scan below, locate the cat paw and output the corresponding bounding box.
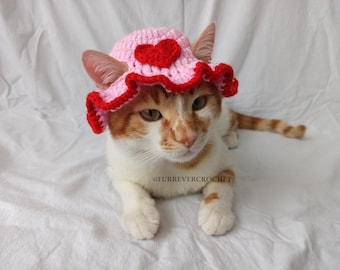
[198,202,234,236]
[225,131,239,149]
[122,203,160,240]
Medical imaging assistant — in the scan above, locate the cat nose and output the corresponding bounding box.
[179,136,197,148]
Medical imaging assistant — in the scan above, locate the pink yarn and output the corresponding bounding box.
[86,27,238,134]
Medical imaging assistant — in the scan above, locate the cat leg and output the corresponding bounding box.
[218,104,239,149]
[225,109,239,149]
[111,176,160,240]
[225,130,239,149]
[198,169,235,235]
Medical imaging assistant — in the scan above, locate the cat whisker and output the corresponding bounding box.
[131,148,161,164]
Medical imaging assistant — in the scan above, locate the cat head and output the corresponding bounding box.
[82,24,236,163]
[106,81,222,163]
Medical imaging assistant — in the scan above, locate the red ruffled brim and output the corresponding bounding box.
[86,62,238,134]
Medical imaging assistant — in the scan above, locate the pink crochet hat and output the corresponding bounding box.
[86,27,238,134]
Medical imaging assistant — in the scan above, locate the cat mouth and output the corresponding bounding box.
[179,149,197,159]
[161,136,209,163]
[167,151,197,163]
[164,144,204,163]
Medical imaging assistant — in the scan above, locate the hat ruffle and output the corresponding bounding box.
[85,27,238,134]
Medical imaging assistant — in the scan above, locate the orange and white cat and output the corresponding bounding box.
[82,24,305,240]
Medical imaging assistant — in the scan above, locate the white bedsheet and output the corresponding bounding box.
[1,1,340,269]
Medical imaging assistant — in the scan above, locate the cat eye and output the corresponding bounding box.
[140,109,162,121]
[192,96,207,111]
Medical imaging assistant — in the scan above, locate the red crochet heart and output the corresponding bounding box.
[134,39,181,68]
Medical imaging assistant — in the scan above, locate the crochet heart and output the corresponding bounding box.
[134,39,181,68]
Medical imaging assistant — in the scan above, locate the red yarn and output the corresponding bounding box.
[134,39,182,68]
[86,61,238,134]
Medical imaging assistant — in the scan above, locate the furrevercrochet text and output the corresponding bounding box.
[152,176,233,183]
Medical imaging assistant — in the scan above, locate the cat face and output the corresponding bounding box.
[108,81,222,163]
[82,23,220,163]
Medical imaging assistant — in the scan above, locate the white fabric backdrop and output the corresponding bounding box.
[1,0,339,269]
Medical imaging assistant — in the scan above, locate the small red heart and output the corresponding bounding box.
[134,39,181,68]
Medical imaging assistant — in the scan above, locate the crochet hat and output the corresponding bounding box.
[85,27,238,134]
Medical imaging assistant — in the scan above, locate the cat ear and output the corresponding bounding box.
[191,23,216,63]
[82,50,128,89]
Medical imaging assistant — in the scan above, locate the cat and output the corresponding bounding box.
[82,23,306,240]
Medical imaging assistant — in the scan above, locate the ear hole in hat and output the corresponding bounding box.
[82,50,128,89]
[191,23,216,63]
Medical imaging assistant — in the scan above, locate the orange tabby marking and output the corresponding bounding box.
[204,192,219,204]
[231,112,306,139]
[212,169,235,185]
[108,107,148,139]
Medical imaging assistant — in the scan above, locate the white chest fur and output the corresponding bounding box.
[106,128,234,198]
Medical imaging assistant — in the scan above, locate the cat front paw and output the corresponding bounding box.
[198,202,234,236]
[122,203,160,240]
[225,131,239,149]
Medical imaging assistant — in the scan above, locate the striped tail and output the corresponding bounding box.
[234,112,306,139]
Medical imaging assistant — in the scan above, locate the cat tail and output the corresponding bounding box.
[232,111,306,139]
